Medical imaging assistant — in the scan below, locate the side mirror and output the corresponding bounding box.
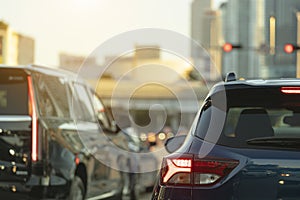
[110,120,120,133]
[164,135,187,153]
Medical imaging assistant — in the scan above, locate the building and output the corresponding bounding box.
[191,0,223,80]
[220,0,265,78]
[82,45,208,136]
[264,0,300,77]
[59,53,101,79]
[219,0,300,78]
[60,46,209,136]
[0,21,34,65]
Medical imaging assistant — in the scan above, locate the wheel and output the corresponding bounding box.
[67,176,85,200]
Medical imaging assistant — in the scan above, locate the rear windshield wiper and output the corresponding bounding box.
[246,137,300,149]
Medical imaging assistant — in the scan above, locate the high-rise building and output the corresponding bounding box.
[264,0,300,77]
[220,0,300,78]
[191,0,223,80]
[220,0,265,78]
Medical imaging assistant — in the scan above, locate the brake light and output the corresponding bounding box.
[161,155,239,186]
[27,76,38,162]
[162,159,191,183]
[75,155,80,165]
[281,87,300,94]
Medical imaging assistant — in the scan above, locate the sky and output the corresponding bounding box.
[0,0,224,66]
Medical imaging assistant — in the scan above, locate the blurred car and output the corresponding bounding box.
[121,127,159,193]
[103,109,159,200]
[0,65,124,199]
[152,73,300,200]
[92,92,138,199]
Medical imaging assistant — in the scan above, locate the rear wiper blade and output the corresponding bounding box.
[246,137,300,148]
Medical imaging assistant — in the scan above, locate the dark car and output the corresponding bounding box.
[94,101,159,200]
[152,73,300,200]
[121,127,159,197]
[0,65,125,199]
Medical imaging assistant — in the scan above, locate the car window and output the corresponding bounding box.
[195,88,300,149]
[34,73,70,118]
[92,93,111,130]
[194,100,212,139]
[223,107,298,136]
[0,69,28,115]
[72,83,95,122]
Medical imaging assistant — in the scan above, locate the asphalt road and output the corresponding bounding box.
[139,191,152,200]
[122,191,152,200]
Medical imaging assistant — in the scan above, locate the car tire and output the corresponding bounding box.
[67,176,85,200]
[131,173,140,200]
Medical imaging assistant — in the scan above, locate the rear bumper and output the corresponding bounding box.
[153,184,300,200]
[152,186,192,200]
[0,191,33,200]
[0,174,69,199]
[152,182,234,200]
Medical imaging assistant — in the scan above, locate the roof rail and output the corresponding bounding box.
[225,72,236,82]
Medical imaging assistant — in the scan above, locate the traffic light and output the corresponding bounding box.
[284,43,300,54]
[222,43,242,53]
[223,43,232,52]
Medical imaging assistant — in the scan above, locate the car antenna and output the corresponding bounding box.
[225,72,236,82]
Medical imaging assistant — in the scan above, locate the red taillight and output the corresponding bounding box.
[161,155,239,186]
[162,158,192,183]
[281,87,300,94]
[27,76,38,162]
[75,156,80,165]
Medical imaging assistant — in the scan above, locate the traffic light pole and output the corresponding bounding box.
[297,12,300,78]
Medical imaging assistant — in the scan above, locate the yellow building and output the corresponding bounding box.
[0,21,34,65]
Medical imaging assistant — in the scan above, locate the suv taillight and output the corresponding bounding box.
[27,76,38,162]
[161,155,239,186]
[281,87,300,94]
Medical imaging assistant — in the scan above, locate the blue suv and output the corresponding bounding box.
[152,73,300,200]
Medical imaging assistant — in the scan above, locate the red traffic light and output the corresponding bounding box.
[284,44,294,54]
[223,43,233,52]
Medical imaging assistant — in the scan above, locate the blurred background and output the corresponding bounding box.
[1,0,300,78]
[1,1,300,197]
[1,0,300,151]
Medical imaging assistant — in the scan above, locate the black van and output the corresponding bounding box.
[0,65,125,199]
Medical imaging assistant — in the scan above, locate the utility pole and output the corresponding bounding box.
[297,12,300,78]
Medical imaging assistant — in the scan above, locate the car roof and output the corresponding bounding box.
[226,79,300,86]
[0,64,86,84]
[209,78,300,96]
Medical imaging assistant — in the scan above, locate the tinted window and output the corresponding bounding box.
[92,94,111,130]
[73,83,95,122]
[34,73,70,118]
[194,101,212,139]
[195,88,300,149]
[0,69,28,115]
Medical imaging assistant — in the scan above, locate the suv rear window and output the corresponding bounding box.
[195,87,300,149]
[0,68,28,115]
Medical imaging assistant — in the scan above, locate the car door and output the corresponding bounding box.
[72,83,122,198]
